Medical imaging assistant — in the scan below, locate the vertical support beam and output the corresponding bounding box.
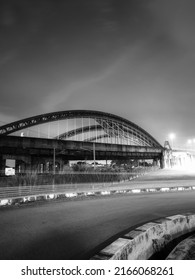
[82,117,84,141]
[106,119,108,144]
[74,118,77,141]
[53,147,56,189]
[111,120,113,144]
[123,123,125,145]
[160,152,165,169]
[53,147,56,175]
[48,123,50,139]
[25,155,32,174]
[95,118,98,142]
[153,158,158,167]
[57,120,60,139]
[117,123,120,144]
[0,156,5,176]
[89,117,91,141]
[93,142,96,170]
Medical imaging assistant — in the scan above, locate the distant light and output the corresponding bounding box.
[193,139,195,143]
[169,133,175,140]
[187,139,192,144]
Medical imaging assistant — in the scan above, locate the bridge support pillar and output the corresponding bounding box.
[0,156,5,176]
[159,151,166,169]
[160,157,165,169]
[26,156,32,173]
[163,149,173,169]
[153,159,158,167]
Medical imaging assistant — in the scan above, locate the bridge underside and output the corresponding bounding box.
[0,136,162,160]
[0,136,163,173]
[0,110,165,173]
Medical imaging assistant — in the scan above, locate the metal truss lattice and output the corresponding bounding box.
[0,110,162,148]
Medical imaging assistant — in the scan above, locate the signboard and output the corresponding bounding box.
[5,167,15,176]
[5,159,16,176]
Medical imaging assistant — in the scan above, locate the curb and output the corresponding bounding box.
[0,185,195,207]
[90,213,195,260]
[166,233,195,260]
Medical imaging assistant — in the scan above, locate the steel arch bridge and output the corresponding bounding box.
[0,110,162,148]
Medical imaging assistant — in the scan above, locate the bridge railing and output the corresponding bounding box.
[0,167,159,199]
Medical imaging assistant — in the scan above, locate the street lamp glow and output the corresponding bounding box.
[169,133,175,140]
[187,139,192,145]
[169,133,175,148]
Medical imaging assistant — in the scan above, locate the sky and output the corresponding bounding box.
[0,0,195,146]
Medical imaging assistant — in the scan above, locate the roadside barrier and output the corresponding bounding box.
[0,184,195,207]
[166,233,195,260]
[91,213,195,260]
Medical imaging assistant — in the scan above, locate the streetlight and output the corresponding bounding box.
[169,133,175,148]
[187,139,192,144]
[187,139,192,150]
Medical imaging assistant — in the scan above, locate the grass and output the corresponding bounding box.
[0,167,157,187]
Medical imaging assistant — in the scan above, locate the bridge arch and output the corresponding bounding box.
[0,110,162,148]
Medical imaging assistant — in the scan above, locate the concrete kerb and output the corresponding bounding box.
[91,213,195,260]
[0,185,195,207]
[166,233,195,260]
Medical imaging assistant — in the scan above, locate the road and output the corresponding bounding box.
[0,168,195,260]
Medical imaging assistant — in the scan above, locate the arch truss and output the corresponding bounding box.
[0,110,162,148]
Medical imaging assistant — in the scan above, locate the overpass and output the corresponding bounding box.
[0,110,165,174]
[0,135,163,173]
[2,109,192,174]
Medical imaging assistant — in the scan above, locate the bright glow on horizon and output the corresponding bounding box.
[169,133,175,140]
[169,133,176,148]
[187,139,192,144]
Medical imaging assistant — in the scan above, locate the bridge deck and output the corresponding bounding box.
[0,135,163,162]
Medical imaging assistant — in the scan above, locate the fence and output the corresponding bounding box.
[0,167,158,199]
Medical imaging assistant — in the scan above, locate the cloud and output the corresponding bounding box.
[41,52,127,113]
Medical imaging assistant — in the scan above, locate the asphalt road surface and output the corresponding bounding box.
[1,168,195,260]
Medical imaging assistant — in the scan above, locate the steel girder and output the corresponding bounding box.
[55,124,102,140]
[0,110,162,148]
[84,134,109,142]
